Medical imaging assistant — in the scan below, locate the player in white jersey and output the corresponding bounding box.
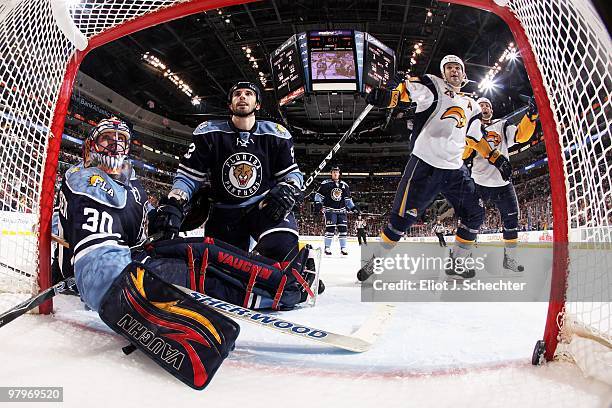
[464,96,539,273]
[358,55,512,281]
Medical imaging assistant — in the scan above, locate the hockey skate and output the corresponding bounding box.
[341,247,349,256]
[444,249,476,280]
[503,248,524,275]
[357,255,375,282]
[324,247,332,256]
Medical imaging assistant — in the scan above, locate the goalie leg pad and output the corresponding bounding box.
[147,237,314,310]
[98,262,240,390]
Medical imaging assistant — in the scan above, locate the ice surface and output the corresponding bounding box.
[1,242,610,407]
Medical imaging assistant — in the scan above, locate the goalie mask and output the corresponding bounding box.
[84,117,131,176]
[440,55,468,88]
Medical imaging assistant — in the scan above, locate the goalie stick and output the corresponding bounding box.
[0,276,77,328]
[175,285,393,353]
[0,234,164,328]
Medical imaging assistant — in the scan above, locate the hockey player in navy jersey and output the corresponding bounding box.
[314,166,360,255]
[358,55,512,281]
[152,81,304,264]
[463,96,538,273]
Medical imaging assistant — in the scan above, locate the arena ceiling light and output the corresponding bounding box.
[142,52,194,98]
[478,42,518,92]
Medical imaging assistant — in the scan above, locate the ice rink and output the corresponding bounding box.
[1,241,610,407]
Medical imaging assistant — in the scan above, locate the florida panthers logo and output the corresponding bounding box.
[441,106,467,128]
[331,188,343,201]
[485,131,502,148]
[222,153,262,197]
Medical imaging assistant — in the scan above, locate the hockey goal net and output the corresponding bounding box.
[0,0,609,378]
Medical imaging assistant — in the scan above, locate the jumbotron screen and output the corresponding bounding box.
[270,35,305,106]
[308,30,357,91]
[363,33,395,93]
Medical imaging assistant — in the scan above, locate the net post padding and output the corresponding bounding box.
[446,0,570,361]
[37,0,257,313]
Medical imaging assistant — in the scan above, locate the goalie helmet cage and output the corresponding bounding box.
[0,0,609,375]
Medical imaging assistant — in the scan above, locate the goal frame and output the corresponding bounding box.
[35,0,576,363]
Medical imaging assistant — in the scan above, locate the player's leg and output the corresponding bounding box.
[324,211,336,255]
[442,166,485,278]
[337,213,349,255]
[145,235,317,310]
[98,261,240,389]
[358,156,441,281]
[382,155,440,242]
[493,183,524,273]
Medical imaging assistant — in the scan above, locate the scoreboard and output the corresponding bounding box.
[270,35,305,106]
[308,30,357,91]
[270,30,395,105]
[363,33,395,92]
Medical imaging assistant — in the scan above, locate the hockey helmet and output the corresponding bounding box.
[83,117,131,175]
[476,97,493,108]
[440,55,468,87]
[228,81,261,104]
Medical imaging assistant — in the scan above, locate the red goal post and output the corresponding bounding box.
[0,0,609,375]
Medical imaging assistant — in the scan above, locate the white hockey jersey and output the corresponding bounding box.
[470,119,518,187]
[407,74,483,170]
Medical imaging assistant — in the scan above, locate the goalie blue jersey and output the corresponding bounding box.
[56,163,148,311]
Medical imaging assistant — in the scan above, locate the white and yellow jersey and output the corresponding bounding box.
[407,74,483,170]
[470,114,536,187]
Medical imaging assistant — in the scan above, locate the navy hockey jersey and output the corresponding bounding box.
[314,179,356,213]
[172,120,303,208]
[56,163,148,311]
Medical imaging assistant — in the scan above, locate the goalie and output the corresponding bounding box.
[54,118,316,389]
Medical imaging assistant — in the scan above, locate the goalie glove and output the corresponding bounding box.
[259,181,304,222]
[488,149,512,181]
[148,195,185,240]
[527,96,538,120]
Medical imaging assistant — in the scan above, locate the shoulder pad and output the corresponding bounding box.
[321,179,333,185]
[65,164,127,209]
[254,121,292,139]
[341,181,350,188]
[193,120,233,135]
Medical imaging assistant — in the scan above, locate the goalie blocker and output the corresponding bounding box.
[99,262,240,390]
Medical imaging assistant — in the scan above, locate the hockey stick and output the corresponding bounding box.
[302,104,374,192]
[0,234,165,328]
[0,277,77,328]
[175,285,388,353]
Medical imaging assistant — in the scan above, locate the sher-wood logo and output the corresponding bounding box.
[222,153,262,197]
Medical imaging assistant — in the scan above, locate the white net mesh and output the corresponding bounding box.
[0,0,187,313]
[505,0,612,373]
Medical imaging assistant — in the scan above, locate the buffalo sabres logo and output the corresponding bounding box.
[331,188,343,201]
[441,106,467,128]
[222,153,262,197]
[485,131,502,148]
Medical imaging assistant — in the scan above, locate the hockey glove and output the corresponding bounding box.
[488,150,512,181]
[351,207,362,215]
[527,96,538,120]
[148,196,185,239]
[260,181,303,222]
